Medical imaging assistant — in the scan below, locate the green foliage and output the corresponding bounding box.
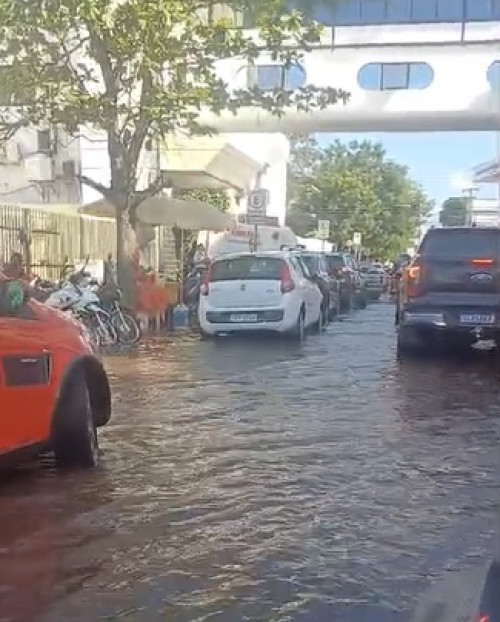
[438,196,467,227]
[286,139,433,259]
[173,187,231,213]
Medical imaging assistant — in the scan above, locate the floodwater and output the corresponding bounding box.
[0,303,499,621]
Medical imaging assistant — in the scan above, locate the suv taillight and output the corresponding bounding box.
[406,261,422,298]
[280,262,295,294]
[200,267,212,296]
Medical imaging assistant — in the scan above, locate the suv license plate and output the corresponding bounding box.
[460,313,495,325]
[230,313,258,323]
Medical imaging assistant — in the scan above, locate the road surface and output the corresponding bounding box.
[0,302,498,621]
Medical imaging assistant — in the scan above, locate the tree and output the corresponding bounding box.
[286,139,433,259]
[439,197,467,227]
[0,0,349,283]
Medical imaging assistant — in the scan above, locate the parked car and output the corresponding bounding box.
[396,227,500,355]
[0,275,111,468]
[198,251,323,340]
[362,265,386,300]
[294,251,341,321]
[325,252,363,310]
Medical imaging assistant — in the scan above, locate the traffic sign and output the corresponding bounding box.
[246,189,269,224]
[353,231,362,246]
[317,219,330,240]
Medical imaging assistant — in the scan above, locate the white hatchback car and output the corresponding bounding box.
[198,251,323,339]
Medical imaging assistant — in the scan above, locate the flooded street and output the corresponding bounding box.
[1,302,499,621]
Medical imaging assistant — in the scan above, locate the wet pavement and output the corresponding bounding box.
[1,301,499,621]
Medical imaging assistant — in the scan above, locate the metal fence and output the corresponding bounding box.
[0,204,178,282]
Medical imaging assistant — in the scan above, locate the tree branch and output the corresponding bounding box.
[78,174,112,199]
[127,69,153,175]
[0,117,28,143]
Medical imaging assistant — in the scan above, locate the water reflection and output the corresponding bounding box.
[0,303,497,621]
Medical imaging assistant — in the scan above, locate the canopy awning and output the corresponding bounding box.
[80,196,233,231]
[159,134,262,191]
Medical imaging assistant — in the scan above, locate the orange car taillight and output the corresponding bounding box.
[280,262,295,294]
[406,263,422,298]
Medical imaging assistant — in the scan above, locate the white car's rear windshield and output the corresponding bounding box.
[211,257,283,281]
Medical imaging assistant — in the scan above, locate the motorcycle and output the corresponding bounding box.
[44,261,118,348]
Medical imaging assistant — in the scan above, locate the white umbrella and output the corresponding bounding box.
[79,196,232,231]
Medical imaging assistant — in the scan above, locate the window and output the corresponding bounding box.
[487,61,500,90]
[437,0,463,20]
[335,0,362,24]
[37,130,51,153]
[410,0,437,20]
[420,230,500,257]
[466,0,493,20]
[210,257,283,281]
[289,256,306,277]
[386,0,412,22]
[360,0,386,23]
[62,160,76,178]
[251,63,306,91]
[358,62,434,90]
[381,63,410,89]
[301,254,319,275]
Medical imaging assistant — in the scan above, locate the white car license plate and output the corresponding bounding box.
[459,313,495,325]
[230,313,258,323]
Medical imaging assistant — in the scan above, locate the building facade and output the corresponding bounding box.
[0,126,81,205]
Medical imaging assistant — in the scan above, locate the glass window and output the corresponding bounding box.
[306,2,336,26]
[487,61,500,90]
[386,0,412,22]
[297,257,313,278]
[290,256,306,277]
[358,63,382,89]
[411,0,438,21]
[358,62,433,90]
[360,0,386,23]
[253,64,306,91]
[408,63,434,88]
[335,0,362,24]
[381,63,410,89]
[466,0,493,20]
[210,257,283,281]
[420,230,500,257]
[255,65,282,90]
[437,0,463,20]
[493,0,500,19]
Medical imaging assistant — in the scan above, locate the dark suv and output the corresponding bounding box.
[325,252,362,311]
[296,252,340,322]
[397,227,500,354]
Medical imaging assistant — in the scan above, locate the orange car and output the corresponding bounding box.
[0,276,111,467]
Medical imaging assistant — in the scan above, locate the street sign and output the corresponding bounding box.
[317,219,330,240]
[353,231,362,246]
[246,189,269,224]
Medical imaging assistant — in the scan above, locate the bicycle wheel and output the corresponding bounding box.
[94,311,118,347]
[111,310,141,345]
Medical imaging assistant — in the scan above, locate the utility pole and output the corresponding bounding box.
[461,186,478,226]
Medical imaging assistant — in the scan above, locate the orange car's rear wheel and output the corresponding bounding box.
[53,373,99,468]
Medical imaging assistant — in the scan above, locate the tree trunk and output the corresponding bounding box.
[114,201,137,311]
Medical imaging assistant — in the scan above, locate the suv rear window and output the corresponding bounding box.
[210,256,282,281]
[420,230,500,257]
[325,254,345,270]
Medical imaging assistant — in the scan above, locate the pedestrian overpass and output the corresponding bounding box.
[203,20,500,133]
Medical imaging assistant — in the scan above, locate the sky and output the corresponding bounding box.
[316,131,498,224]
